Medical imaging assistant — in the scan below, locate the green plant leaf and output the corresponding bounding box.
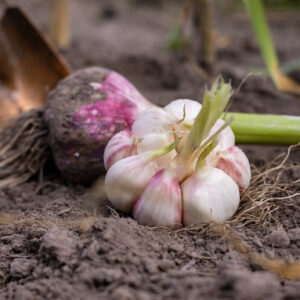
[243,0,300,94]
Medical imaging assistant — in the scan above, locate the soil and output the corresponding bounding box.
[0,1,300,299]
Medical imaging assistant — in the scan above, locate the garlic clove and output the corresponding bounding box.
[137,133,174,152]
[133,168,182,229]
[104,130,137,170]
[209,119,235,151]
[215,146,251,193]
[105,153,157,213]
[131,107,175,137]
[137,133,176,169]
[204,119,235,167]
[182,167,240,226]
[164,99,202,127]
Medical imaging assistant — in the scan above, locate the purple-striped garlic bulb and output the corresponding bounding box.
[102,79,251,228]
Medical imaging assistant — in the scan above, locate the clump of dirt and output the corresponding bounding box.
[0,0,300,299]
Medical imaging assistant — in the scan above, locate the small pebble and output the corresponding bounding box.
[288,228,300,242]
[159,259,174,271]
[10,259,36,278]
[266,227,290,248]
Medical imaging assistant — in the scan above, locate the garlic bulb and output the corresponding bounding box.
[101,79,252,229]
[182,167,240,225]
[104,130,137,170]
[215,146,251,193]
[133,168,182,229]
[105,153,157,213]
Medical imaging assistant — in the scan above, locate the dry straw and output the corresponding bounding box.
[230,142,300,228]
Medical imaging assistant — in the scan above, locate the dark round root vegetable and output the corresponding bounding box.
[44,67,152,184]
[0,67,152,187]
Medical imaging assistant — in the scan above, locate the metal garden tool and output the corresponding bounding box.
[0,6,71,123]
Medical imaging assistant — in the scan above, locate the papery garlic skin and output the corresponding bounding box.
[104,130,137,170]
[105,153,157,213]
[215,146,251,193]
[137,133,176,169]
[164,99,202,127]
[133,168,182,229]
[182,167,240,225]
[132,107,175,137]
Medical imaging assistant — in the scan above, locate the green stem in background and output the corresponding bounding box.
[167,24,183,51]
[243,0,300,95]
[225,113,300,145]
[251,58,300,76]
[243,0,278,78]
